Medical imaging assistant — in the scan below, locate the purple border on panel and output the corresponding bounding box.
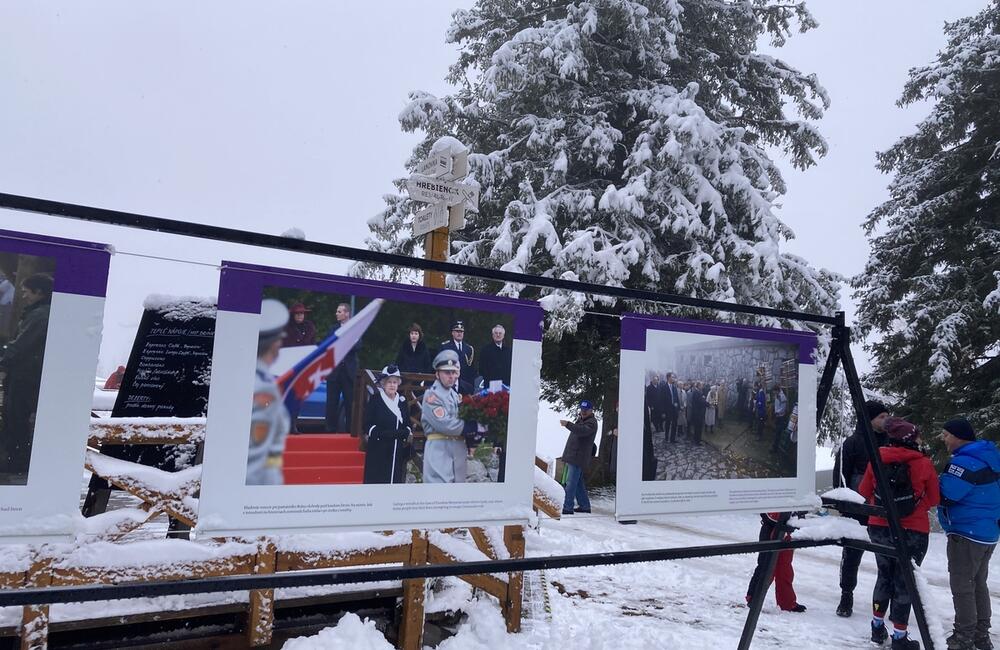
[621,313,817,364]
[0,229,112,298]
[217,261,544,342]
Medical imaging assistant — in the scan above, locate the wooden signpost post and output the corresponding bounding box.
[406,144,478,289]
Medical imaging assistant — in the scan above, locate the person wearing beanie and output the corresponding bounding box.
[859,418,940,649]
[831,399,891,617]
[938,418,1000,650]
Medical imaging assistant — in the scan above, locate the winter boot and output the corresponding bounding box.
[837,592,854,617]
[974,633,994,650]
[891,634,920,650]
[947,633,975,650]
[871,622,889,646]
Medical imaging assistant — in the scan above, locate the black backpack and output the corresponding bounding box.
[874,462,917,518]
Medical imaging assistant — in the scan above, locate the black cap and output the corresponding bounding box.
[943,418,976,441]
[865,400,889,420]
[451,320,465,332]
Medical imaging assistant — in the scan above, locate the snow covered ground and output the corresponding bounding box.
[284,491,999,649]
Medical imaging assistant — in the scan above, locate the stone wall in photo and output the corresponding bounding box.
[671,338,798,389]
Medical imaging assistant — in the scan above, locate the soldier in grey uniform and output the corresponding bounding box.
[421,349,469,483]
[246,299,291,485]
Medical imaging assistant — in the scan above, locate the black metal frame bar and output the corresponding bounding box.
[0,193,837,324]
[0,538,833,607]
[0,194,932,648]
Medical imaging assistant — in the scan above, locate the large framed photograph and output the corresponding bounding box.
[197,262,543,536]
[0,229,111,542]
[615,314,817,519]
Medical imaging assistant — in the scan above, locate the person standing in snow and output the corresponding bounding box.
[745,511,807,613]
[560,400,598,514]
[831,399,890,617]
[858,418,940,649]
[937,418,1000,650]
[246,300,291,485]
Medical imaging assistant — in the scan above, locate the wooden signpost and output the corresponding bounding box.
[407,143,478,288]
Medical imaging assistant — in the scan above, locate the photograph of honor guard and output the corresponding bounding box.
[438,320,475,394]
[421,349,469,483]
[246,299,292,485]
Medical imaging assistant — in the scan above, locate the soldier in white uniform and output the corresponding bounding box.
[421,349,469,483]
[246,299,291,485]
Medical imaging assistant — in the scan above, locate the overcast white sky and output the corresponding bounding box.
[0,0,988,376]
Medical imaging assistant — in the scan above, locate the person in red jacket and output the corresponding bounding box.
[859,418,941,650]
[745,511,807,612]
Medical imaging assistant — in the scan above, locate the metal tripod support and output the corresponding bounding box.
[739,311,935,650]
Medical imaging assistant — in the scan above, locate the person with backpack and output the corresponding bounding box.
[937,418,1000,650]
[832,399,891,617]
[858,418,941,650]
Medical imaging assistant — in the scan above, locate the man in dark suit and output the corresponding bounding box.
[439,320,475,394]
[644,374,664,433]
[478,324,512,387]
[662,372,682,442]
[325,302,359,432]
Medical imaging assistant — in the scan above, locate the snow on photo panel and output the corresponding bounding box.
[0,229,110,542]
[616,314,817,520]
[197,262,543,536]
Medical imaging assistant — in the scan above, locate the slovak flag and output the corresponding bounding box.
[276,298,384,413]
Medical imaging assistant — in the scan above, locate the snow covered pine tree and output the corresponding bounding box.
[364,1,841,434]
[854,1,1000,445]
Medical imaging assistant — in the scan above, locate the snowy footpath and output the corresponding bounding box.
[287,492,999,649]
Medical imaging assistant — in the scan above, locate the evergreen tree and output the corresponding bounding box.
[365,0,841,426]
[854,1,1000,446]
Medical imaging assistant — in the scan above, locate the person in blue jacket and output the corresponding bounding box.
[938,418,1000,650]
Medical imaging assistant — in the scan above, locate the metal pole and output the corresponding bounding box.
[815,311,844,429]
[837,329,935,649]
[737,512,792,650]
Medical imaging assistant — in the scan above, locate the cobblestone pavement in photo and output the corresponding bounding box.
[649,428,778,481]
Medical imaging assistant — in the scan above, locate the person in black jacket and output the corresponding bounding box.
[395,323,432,374]
[0,273,53,481]
[325,302,360,432]
[560,400,599,514]
[438,321,475,394]
[477,324,512,387]
[362,366,411,484]
[644,374,665,433]
[831,399,890,617]
[689,381,707,445]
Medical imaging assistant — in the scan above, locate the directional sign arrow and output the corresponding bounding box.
[412,203,449,238]
[406,175,479,211]
[416,153,453,179]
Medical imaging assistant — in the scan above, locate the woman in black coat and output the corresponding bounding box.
[362,366,411,484]
[394,323,432,374]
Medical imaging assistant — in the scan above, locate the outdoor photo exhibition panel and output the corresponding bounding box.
[616,314,817,520]
[0,229,111,542]
[197,261,543,536]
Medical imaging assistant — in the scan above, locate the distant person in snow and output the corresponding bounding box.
[282,302,316,346]
[559,400,598,515]
[858,418,940,650]
[246,300,291,485]
[745,511,807,613]
[937,418,1000,650]
[0,273,53,482]
[831,399,890,618]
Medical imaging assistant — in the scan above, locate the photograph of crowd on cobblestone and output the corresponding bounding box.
[246,284,515,487]
[641,333,800,481]
[0,252,55,486]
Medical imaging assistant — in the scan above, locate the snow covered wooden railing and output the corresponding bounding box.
[87,417,206,446]
[10,418,529,650]
[533,462,565,520]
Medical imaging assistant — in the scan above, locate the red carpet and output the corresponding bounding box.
[282,433,365,485]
